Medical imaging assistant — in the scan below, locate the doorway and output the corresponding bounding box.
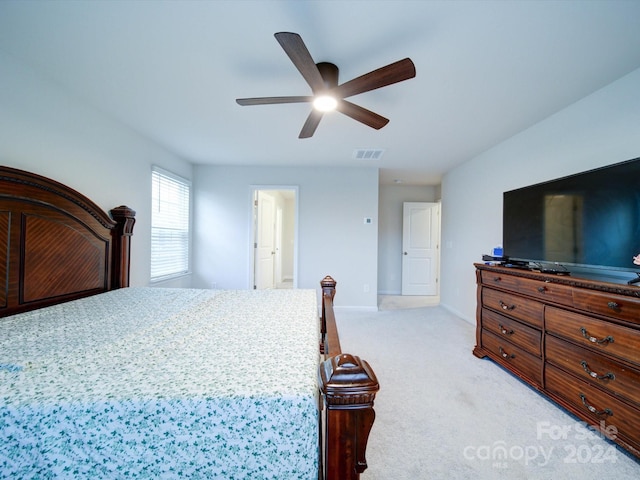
[401,202,440,295]
[251,187,298,290]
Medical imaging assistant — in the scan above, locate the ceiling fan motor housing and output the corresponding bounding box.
[316,62,339,90]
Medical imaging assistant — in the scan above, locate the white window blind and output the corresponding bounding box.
[151,167,190,280]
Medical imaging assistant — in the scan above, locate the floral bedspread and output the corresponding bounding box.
[0,287,320,479]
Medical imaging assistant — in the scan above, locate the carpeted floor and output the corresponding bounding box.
[377,295,439,310]
[336,306,640,479]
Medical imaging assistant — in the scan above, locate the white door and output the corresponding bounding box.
[254,191,276,289]
[402,202,440,295]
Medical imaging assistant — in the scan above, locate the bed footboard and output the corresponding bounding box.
[318,276,379,480]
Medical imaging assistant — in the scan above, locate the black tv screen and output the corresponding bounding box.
[503,157,640,278]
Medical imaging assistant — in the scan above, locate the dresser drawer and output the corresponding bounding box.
[546,335,640,407]
[481,269,524,290]
[572,289,640,326]
[481,329,542,385]
[546,364,640,446]
[481,287,544,328]
[546,306,640,366]
[481,270,573,306]
[481,307,541,357]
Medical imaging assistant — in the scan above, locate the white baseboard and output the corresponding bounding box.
[440,302,474,325]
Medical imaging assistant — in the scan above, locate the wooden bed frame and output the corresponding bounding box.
[0,166,379,480]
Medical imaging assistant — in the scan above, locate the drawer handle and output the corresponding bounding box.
[537,286,547,293]
[493,276,501,282]
[579,393,613,417]
[499,324,514,335]
[499,346,515,359]
[607,301,621,311]
[580,361,615,381]
[580,327,614,345]
[499,300,516,311]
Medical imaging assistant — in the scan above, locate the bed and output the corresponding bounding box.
[0,166,379,480]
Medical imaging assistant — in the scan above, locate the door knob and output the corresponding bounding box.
[403,252,408,255]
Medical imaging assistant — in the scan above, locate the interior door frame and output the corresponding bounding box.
[249,185,299,289]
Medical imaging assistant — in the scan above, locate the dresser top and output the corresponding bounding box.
[475,263,640,298]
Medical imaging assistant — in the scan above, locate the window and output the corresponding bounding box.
[151,167,191,280]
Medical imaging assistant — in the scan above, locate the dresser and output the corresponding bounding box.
[474,263,640,458]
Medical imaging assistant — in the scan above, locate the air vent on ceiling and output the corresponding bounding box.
[353,148,385,160]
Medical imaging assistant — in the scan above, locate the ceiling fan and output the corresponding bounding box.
[236,32,416,139]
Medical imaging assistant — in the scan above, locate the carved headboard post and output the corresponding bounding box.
[110,206,136,288]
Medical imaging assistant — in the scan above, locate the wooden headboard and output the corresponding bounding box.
[0,166,136,317]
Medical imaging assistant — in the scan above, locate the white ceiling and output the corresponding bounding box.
[1,0,640,185]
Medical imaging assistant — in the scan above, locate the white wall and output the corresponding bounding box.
[440,67,640,324]
[378,184,440,294]
[0,52,193,287]
[193,165,379,308]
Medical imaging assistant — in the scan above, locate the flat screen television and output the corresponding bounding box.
[503,156,640,282]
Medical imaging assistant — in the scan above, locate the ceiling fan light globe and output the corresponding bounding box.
[313,95,338,112]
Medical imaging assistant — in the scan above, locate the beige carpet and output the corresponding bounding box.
[336,306,640,479]
[378,295,439,310]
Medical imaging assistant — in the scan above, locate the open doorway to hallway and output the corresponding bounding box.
[251,187,298,290]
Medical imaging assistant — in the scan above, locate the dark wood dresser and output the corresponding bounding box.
[474,263,640,458]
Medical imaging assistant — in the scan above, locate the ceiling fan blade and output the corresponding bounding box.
[332,58,416,99]
[236,96,313,106]
[274,32,326,93]
[299,110,324,138]
[336,100,389,130]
